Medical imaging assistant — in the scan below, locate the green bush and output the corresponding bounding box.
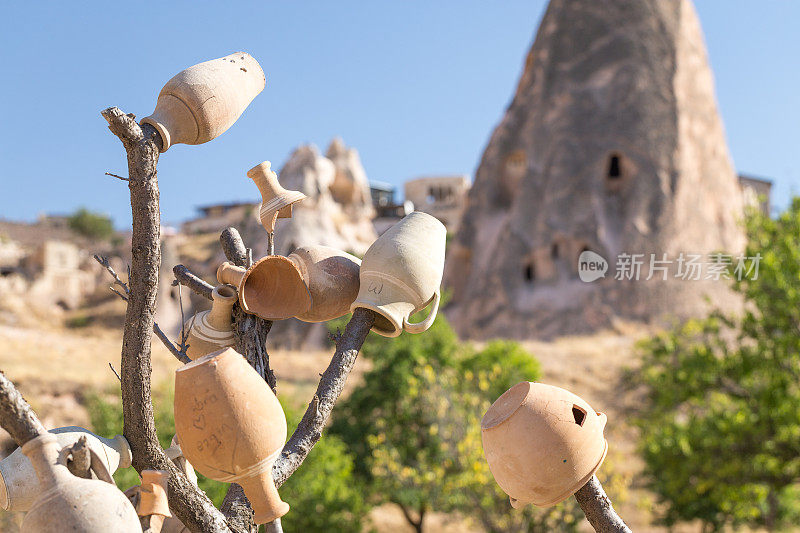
[634,199,800,531]
[67,208,114,241]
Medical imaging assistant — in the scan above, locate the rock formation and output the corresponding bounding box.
[445,0,745,339]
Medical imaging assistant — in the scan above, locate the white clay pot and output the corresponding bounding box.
[248,161,306,233]
[481,382,608,508]
[0,425,132,512]
[20,433,141,532]
[350,211,446,337]
[141,52,265,152]
[184,284,237,360]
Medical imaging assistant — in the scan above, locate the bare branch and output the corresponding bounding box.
[95,254,130,296]
[154,323,191,364]
[173,264,214,300]
[272,307,375,486]
[102,106,233,533]
[106,171,130,181]
[220,227,249,267]
[0,371,47,446]
[109,362,122,382]
[574,475,632,533]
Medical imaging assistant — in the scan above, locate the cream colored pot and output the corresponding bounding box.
[141,52,265,152]
[288,245,361,322]
[20,433,140,532]
[174,347,289,524]
[0,425,131,512]
[184,284,237,359]
[350,211,446,337]
[481,382,608,508]
[248,161,306,233]
[217,257,311,320]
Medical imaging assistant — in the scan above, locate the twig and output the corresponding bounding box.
[95,254,129,295]
[109,362,122,382]
[272,307,375,486]
[574,475,632,533]
[173,264,214,300]
[267,233,274,256]
[102,106,232,533]
[154,322,191,364]
[0,370,46,447]
[105,171,130,181]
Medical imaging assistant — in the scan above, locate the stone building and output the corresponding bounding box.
[445,0,747,339]
[738,174,772,216]
[404,175,470,233]
[182,202,258,235]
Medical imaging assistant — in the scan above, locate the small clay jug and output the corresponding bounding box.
[248,161,307,233]
[217,257,311,320]
[184,284,237,359]
[287,245,361,322]
[174,347,289,524]
[20,433,141,532]
[350,211,446,337]
[0,425,132,512]
[141,52,265,152]
[481,382,608,508]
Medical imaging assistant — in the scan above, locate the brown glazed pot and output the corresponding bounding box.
[141,52,265,152]
[287,245,361,322]
[0,425,132,512]
[20,433,141,532]
[184,284,237,359]
[481,382,607,508]
[248,161,306,233]
[174,347,289,524]
[217,257,311,320]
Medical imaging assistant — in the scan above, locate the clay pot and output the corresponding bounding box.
[217,257,311,320]
[0,425,132,512]
[287,245,361,322]
[184,284,238,359]
[248,161,306,232]
[141,52,265,152]
[20,433,141,532]
[350,211,446,337]
[137,470,172,518]
[481,382,608,508]
[174,347,289,524]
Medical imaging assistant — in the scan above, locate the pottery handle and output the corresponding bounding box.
[403,290,440,334]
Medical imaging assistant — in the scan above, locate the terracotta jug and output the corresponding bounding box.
[287,245,361,322]
[0,425,132,512]
[481,382,608,508]
[248,161,307,233]
[350,211,446,337]
[217,257,311,320]
[20,433,141,532]
[174,347,289,524]
[184,284,237,359]
[141,52,265,152]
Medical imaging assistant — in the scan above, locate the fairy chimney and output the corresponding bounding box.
[445,0,746,339]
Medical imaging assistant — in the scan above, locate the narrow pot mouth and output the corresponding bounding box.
[213,284,237,301]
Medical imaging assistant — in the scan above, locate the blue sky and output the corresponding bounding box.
[1,2,797,228]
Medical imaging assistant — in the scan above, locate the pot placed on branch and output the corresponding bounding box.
[184,284,237,360]
[248,161,306,233]
[350,211,446,337]
[174,347,289,524]
[481,382,608,508]
[141,52,265,152]
[0,426,132,512]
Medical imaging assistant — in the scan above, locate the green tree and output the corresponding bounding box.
[332,314,585,532]
[634,199,800,531]
[67,207,115,240]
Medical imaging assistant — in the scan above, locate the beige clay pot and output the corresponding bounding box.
[0,425,132,512]
[174,347,289,524]
[141,52,265,152]
[184,284,238,359]
[248,161,307,233]
[481,382,608,508]
[350,211,446,337]
[217,257,311,320]
[20,433,141,532]
[287,245,361,322]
